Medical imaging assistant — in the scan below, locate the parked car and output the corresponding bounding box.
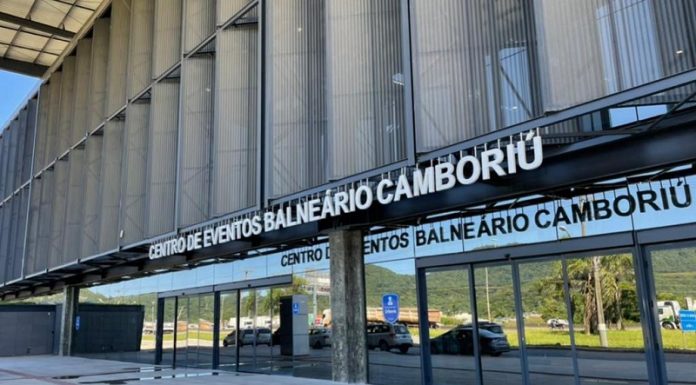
[223,328,272,347]
[309,327,332,349]
[462,321,505,334]
[366,322,413,353]
[547,318,570,330]
[430,325,510,356]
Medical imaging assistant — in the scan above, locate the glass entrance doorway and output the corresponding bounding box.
[419,250,651,385]
[157,293,215,369]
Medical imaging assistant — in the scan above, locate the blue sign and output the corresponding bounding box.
[292,302,300,315]
[382,293,400,324]
[75,315,81,331]
[680,310,696,332]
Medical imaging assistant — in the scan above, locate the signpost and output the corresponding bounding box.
[382,293,400,324]
[680,310,696,331]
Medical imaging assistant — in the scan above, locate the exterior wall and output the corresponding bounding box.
[0,1,695,299]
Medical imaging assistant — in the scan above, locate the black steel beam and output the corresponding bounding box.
[0,57,47,77]
[0,11,75,38]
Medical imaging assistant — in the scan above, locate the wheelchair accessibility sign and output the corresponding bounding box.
[382,293,400,324]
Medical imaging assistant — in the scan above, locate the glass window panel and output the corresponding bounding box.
[366,259,420,385]
[631,175,696,230]
[425,266,476,385]
[649,243,696,385]
[474,264,522,385]
[414,218,464,257]
[218,291,238,371]
[567,253,649,385]
[519,258,576,385]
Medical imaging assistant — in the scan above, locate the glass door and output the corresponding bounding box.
[218,291,239,371]
[174,296,189,368]
[161,297,176,366]
[647,242,696,385]
[424,265,479,385]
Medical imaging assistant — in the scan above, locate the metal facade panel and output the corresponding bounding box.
[34,84,50,171]
[57,56,76,154]
[81,135,103,258]
[22,99,37,183]
[49,160,69,266]
[35,169,54,273]
[105,0,131,117]
[152,0,182,78]
[326,0,406,180]
[98,120,125,252]
[0,135,7,199]
[89,18,110,131]
[178,56,213,227]
[13,110,27,190]
[72,39,92,144]
[121,102,150,245]
[266,0,327,198]
[212,27,257,216]
[0,205,8,282]
[63,149,86,260]
[184,0,215,53]
[5,122,18,197]
[146,80,178,237]
[44,73,62,163]
[127,0,154,98]
[25,177,41,275]
[216,0,250,25]
[12,188,29,280]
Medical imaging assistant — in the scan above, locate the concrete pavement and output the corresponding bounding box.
[0,356,341,385]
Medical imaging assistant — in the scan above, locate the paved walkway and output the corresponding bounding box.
[0,356,342,385]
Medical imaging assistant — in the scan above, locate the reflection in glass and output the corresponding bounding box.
[474,265,521,385]
[519,259,575,384]
[426,266,476,385]
[218,292,238,371]
[650,244,696,385]
[365,260,420,385]
[566,253,648,385]
[162,297,176,366]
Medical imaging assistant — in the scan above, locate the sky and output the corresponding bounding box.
[0,69,41,132]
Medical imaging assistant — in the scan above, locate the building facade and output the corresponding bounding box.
[1,1,696,385]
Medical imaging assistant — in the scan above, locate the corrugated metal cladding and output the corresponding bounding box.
[212,25,257,216]
[184,0,215,53]
[0,204,9,281]
[34,84,50,171]
[72,39,92,145]
[326,0,407,180]
[81,135,103,258]
[121,102,150,245]
[267,0,326,198]
[21,100,37,183]
[98,120,124,253]
[147,80,178,238]
[216,0,251,25]
[44,72,62,163]
[57,56,76,154]
[152,0,182,78]
[89,18,110,131]
[63,149,86,261]
[49,159,68,266]
[105,0,131,117]
[34,169,55,274]
[26,176,42,275]
[178,55,213,227]
[127,0,154,99]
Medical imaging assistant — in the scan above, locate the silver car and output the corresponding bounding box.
[367,323,413,353]
[309,327,332,349]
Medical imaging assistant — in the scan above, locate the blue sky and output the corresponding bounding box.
[0,69,41,131]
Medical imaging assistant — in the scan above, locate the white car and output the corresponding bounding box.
[547,318,570,329]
